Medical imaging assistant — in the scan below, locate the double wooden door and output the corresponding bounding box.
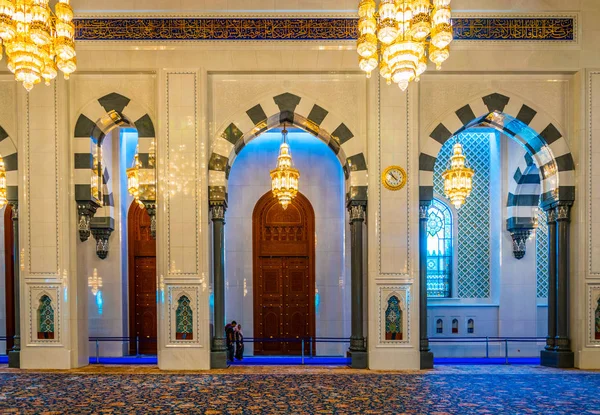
[253,192,315,356]
[256,256,311,355]
[128,203,157,355]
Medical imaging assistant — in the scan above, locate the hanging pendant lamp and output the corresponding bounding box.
[442,140,474,209]
[270,125,300,210]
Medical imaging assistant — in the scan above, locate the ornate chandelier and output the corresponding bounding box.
[270,126,299,210]
[442,142,474,209]
[127,150,142,204]
[0,154,7,208]
[356,0,453,91]
[0,0,77,91]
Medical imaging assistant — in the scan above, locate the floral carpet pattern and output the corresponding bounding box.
[0,366,599,414]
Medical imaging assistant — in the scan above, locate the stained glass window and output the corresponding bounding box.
[427,199,453,297]
[452,318,459,334]
[385,295,402,340]
[176,295,194,340]
[595,297,600,340]
[436,319,443,334]
[37,295,55,340]
[467,319,474,334]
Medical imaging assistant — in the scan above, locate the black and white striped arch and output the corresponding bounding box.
[507,152,541,230]
[207,92,367,202]
[74,92,156,221]
[0,125,17,204]
[419,92,575,207]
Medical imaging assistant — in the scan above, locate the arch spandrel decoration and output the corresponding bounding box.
[208,91,368,205]
[419,91,575,208]
[73,92,156,249]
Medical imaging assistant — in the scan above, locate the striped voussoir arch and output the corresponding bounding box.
[207,92,368,203]
[0,125,17,204]
[74,92,156,230]
[506,152,541,230]
[419,92,575,208]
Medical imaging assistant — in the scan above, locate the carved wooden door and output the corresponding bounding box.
[128,203,157,355]
[253,192,315,356]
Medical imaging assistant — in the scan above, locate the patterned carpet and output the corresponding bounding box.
[0,366,598,414]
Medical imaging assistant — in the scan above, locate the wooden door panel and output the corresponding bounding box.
[253,192,315,356]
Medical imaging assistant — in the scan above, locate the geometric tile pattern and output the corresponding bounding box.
[536,209,549,298]
[0,370,599,414]
[176,296,193,337]
[434,132,491,298]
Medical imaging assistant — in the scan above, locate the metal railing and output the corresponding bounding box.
[86,336,352,365]
[428,336,547,364]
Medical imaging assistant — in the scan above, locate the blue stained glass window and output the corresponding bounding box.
[176,295,194,340]
[385,295,402,340]
[427,199,453,297]
[436,319,443,334]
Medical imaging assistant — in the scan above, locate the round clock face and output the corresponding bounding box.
[382,166,407,190]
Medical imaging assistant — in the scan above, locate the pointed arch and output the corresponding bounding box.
[73,92,156,231]
[208,91,368,204]
[507,152,542,230]
[419,91,574,208]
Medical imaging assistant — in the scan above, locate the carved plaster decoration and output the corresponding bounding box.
[77,202,99,242]
[510,229,533,260]
[210,203,226,221]
[91,227,113,260]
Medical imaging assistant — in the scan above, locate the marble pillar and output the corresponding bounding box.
[210,202,227,368]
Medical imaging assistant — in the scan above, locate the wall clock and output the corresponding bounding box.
[382,165,407,191]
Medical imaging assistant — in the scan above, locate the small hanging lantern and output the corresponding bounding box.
[0,154,7,209]
[270,125,300,210]
[442,141,474,209]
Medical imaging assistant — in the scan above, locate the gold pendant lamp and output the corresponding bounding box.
[442,140,474,209]
[270,125,300,210]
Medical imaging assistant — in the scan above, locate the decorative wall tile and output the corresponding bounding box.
[588,284,600,346]
[167,285,201,346]
[27,284,61,345]
[434,132,491,298]
[377,285,411,346]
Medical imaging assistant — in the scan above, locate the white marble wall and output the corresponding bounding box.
[157,70,210,370]
[225,130,349,356]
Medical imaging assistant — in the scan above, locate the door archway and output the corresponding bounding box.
[127,202,157,355]
[252,191,315,355]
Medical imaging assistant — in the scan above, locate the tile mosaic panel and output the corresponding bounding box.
[434,132,491,298]
[377,285,411,346]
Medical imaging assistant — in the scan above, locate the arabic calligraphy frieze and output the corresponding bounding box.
[73,17,575,42]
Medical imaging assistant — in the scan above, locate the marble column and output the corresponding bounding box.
[419,202,433,369]
[210,202,227,368]
[541,203,574,368]
[348,201,367,369]
[544,208,557,351]
[8,203,19,368]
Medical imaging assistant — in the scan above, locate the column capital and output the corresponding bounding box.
[554,203,572,222]
[77,201,100,242]
[209,201,227,222]
[347,202,366,223]
[546,207,557,224]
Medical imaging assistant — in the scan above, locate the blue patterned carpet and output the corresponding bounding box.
[0,368,599,414]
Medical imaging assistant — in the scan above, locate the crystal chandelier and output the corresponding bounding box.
[127,149,143,205]
[356,0,453,91]
[442,142,474,209]
[0,0,77,91]
[270,126,299,210]
[0,154,7,208]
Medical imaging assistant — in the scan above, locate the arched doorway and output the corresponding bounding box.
[252,191,315,355]
[127,202,157,355]
[4,205,14,351]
